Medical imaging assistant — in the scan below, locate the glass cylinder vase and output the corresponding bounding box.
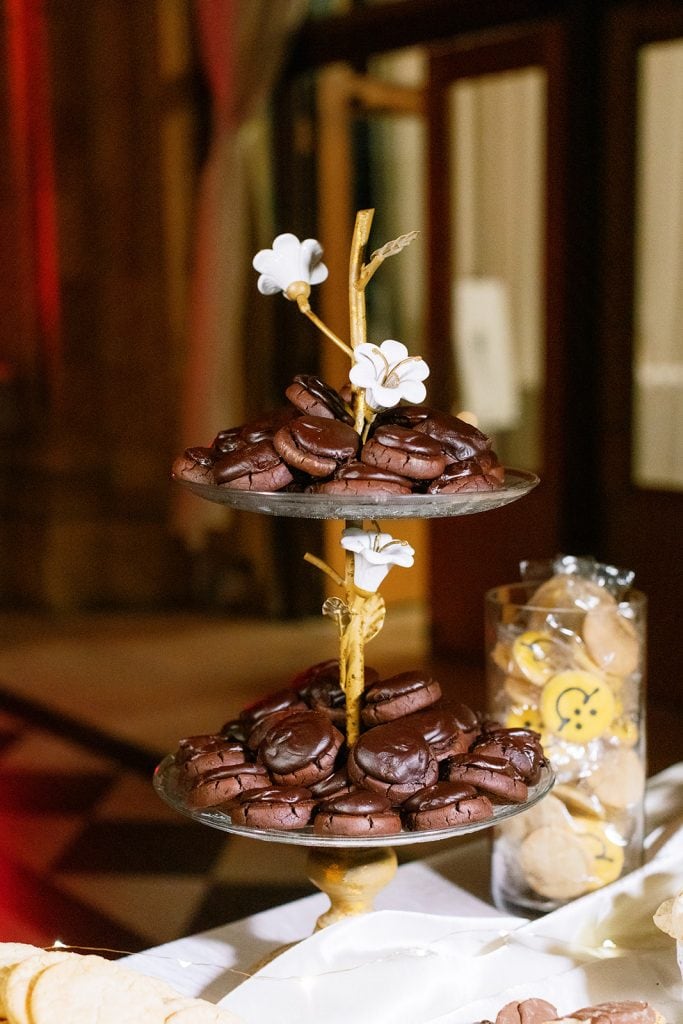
[486,572,647,916]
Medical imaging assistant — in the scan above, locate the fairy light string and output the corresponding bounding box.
[43,921,634,990]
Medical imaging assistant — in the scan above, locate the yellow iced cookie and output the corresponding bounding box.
[540,670,615,742]
[571,815,625,889]
[606,716,639,748]
[512,631,557,684]
[505,706,544,733]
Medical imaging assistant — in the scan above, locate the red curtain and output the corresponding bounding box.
[5,0,61,398]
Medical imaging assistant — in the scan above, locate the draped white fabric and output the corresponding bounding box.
[172,0,307,549]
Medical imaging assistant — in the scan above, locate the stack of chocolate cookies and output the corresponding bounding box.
[173,659,547,837]
[173,374,504,496]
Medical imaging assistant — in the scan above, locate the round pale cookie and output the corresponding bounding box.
[491,640,514,674]
[163,995,244,1022]
[571,815,625,889]
[497,791,574,843]
[519,824,592,900]
[117,967,182,1001]
[0,944,43,1018]
[29,955,166,1024]
[653,891,683,939]
[2,951,75,1024]
[512,631,557,685]
[586,747,645,809]
[0,944,42,969]
[505,675,544,706]
[582,604,640,677]
[553,782,606,819]
[528,574,616,615]
[540,670,615,743]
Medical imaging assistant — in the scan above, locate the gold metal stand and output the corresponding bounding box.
[306,845,398,930]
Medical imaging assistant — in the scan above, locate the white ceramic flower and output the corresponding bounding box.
[348,339,429,410]
[252,233,328,297]
[341,527,415,594]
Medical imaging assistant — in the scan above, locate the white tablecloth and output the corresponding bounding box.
[124,763,683,1015]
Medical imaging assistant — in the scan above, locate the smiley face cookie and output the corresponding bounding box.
[512,631,557,685]
[540,670,615,743]
[571,815,625,889]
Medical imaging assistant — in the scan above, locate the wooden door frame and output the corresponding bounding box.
[600,3,683,702]
[425,20,574,657]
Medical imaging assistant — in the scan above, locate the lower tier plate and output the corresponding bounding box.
[153,755,555,849]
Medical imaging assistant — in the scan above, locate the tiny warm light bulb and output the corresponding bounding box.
[52,938,67,948]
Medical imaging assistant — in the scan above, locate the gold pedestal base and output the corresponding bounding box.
[306,845,398,931]
[248,844,398,973]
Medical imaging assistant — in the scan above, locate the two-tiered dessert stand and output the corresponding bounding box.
[154,210,552,932]
[155,475,552,930]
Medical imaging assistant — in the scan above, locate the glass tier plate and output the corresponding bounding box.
[154,755,554,850]
[173,467,539,520]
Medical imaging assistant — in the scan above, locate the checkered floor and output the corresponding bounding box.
[0,702,314,954]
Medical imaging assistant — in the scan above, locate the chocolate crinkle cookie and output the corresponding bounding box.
[485,999,665,1024]
[172,382,504,495]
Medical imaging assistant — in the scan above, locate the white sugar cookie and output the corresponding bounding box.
[587,747,645,809]
[28,955,166,1024]
[163,995,244,1022]
[554,782,605,819]
[118,968,181,1001]
[498,792,574,843]
[583,604,640,677]
[2,951,75,1024]
[504,675,543,706]
[520,825,591,900]
[0,946,42,969]
[0,945,42,1017]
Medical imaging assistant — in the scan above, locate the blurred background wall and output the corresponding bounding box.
[1,0,682,708]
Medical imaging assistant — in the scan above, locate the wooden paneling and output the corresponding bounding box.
[0,0,201,609]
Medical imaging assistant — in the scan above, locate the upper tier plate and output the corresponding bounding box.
[154,754,554,849]
[173,468,539,520]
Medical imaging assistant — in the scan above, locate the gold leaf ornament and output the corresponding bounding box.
[322,597,351,634]
[370,231,419,261]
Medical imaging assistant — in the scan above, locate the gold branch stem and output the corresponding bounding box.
[295,295,354,359]
[348,210,373,351]
[341,519,365,746]
[303,552,344,587]
[357,252,384,289]
[349,210,374,434]
[342,593,366,748]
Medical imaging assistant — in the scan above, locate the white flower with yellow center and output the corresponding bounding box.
[349,339,429,411]
[341,526,415,594]
[252,234,328,299]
